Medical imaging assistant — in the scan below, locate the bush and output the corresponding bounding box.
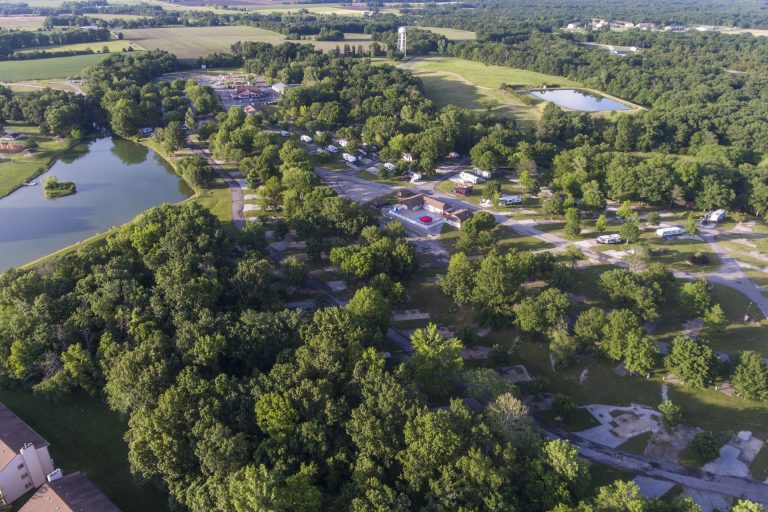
[688,431,720,464]
[552,393,577,420]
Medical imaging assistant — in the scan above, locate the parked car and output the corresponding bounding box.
[596,234,623,244]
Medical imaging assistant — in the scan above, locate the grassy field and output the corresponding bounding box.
[0,122,79,198]
[0,15,46,29]
[312,33,373,52]
[0,389,169,512]
[0,52,122,81]
[394,56,581,128]
[120,26,285,59]
[18,40,144,53]
[413,26,477,40]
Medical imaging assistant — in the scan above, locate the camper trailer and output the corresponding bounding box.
[499,194,522,206]
[459,172,482,184]
[655,227,685,239]
[473,168,493,179]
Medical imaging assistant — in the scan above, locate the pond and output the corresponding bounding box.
[530,88,631,111]
[0,137,191,271]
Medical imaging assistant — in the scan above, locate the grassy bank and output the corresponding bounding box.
[0,52,127,81]
[0,122,81,198]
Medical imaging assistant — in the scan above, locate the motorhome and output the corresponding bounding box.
[342,153,357,163]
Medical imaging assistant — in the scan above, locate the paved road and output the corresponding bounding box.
[189,141,245,229]
[538,421,768,505]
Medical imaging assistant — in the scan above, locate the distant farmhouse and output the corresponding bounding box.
[0,403,55,505]
[19,471,120,512]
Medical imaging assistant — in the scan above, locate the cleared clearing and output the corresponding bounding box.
[413,26,476,40]
[0,52,126,81]
[120,26,285,59]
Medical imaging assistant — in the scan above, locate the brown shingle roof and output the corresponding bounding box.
[19,472,121,512]
[0,402,49,470]
[424,196,447,211]
[398,194,424,209]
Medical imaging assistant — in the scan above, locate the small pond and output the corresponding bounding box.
[0,137,191,271]
[530,88,631,111]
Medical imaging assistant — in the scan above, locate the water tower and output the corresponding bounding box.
[397,26,407,57]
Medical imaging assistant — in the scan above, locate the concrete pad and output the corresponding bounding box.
[235,178,248,189]
[244,204,260,211]
[393,309,430,321]
[703,444,749,477]
[577,424,626,448]
[462,346,491,360]
[499,365,532,383]
[269,240,290,252]
[634,476,675,498]
[681,488,732,512]
[244,194,258,200]
[325,280,347,293]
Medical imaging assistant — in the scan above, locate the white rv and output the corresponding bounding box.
[326,145,339,153]
[655,227,685,239]
[473,167,493,179]
[300,135,312,143]
[342,153,357,163]
[499,194,522,205]
[459,171,482,184]
[706,209,726,224]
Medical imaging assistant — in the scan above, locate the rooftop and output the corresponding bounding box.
[19,472,120,512]
[0,402,49,469]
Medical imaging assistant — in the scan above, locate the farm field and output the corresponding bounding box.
[2,79,83,93]
[0,389,169,512]
[17,39,144,53]
[413,26,477,40]
[120,26,285,59]
[0,52,123,81]
[312,32,373,51]
[0,15,46,29]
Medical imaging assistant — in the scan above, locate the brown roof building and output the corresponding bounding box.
[397,194,425,210]
[423,196,447,213]
[19,472,120,512]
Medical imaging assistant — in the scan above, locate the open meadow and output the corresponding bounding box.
[17,39,144,53]
[0,15,46,29]
[0,52,125,80]
[120,25,285,59]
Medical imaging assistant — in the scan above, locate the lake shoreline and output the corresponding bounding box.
[19,137,205,271]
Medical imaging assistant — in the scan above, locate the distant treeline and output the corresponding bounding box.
[0,27,110,57]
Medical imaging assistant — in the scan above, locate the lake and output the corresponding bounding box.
[0,137,191,271]
[530,88,631,111]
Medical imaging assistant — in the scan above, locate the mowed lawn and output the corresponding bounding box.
[0,389,169,512]
[120,26,285,59]
[0,122,79,198]
[0,52,124,80]
[410,55,581,89]
[396,56,578,128]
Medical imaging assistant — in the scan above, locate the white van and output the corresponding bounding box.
[499,194,522,206]
[655,227,684,239]
[596,234,623,244]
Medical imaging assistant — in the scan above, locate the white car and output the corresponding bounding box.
[499,194,522,206]
[280,130,290,137]
[596,234,623,244]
